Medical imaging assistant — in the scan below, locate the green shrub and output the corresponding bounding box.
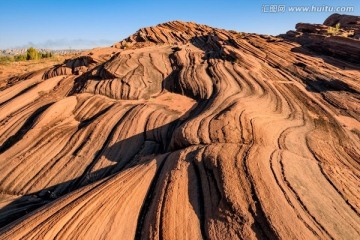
[0,56,14,64]
[14,54,27,61]
[27,47,41,60]
[335,23,341,31]
[41,52,53,58]
[327,23,341,35]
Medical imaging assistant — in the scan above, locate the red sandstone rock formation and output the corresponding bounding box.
[0,16,359,240]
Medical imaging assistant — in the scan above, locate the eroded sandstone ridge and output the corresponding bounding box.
[284,13,360,63]
[0,14,359,239]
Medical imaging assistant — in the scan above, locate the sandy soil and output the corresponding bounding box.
[0,54,78,88]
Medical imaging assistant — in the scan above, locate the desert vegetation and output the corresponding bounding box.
[0,47,54,64]
[327,23,341,35]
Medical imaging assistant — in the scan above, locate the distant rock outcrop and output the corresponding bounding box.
[283,13,360,63]
[324,13,360,37]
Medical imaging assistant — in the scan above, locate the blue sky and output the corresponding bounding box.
[0,0,358,49]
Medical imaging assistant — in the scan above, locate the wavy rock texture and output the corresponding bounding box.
[0,18,359,240]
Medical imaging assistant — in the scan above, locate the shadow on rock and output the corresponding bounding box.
[303,78,359,94]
